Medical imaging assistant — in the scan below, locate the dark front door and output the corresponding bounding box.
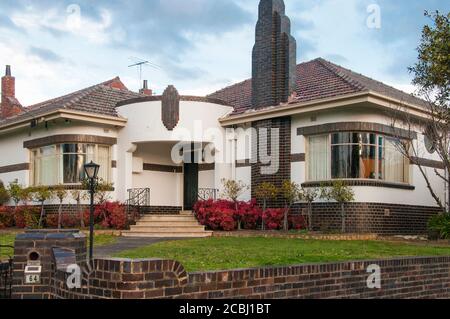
[183,163,199,210]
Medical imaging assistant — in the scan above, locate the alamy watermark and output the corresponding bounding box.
[367,4,381,29]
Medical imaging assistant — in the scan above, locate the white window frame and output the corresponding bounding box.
[306,132,410,184]
[30,143,111,186]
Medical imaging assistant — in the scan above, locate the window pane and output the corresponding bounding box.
[62,144,86,154]
[38,146,58,185]
[308,135,329,181]
[360,133,376,145]
[331,145,360,178]
[63,154,86,184]
[331,133,359,145]
[97,146,110,182]
[384,139,407,183]
[360,146,377,179]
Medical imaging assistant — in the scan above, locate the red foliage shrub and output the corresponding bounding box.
[0,206,14,229]
[194,200,306,232]
[13,206,41,229]
[238,200,262,230]
[46,214,81,229]
[83,202,128,230]
[289,214,307,230]
[194,200,237,231]
[263,209,286,230]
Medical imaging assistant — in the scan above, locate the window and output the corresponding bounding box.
[31,144,110,186]
[307,132,409,184]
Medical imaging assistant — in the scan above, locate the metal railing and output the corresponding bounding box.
[127,188,151,207]
[197,188,219,201]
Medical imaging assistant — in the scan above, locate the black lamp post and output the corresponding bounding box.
[84,161,100,263]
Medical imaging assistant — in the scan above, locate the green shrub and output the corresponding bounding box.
[428,214,450,239]
[0,180,10,205]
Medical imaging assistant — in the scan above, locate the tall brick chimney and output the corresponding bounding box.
[1,65,22,119]
[252,0,297,108]
[139,80,153,96]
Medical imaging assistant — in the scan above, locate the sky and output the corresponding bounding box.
[0,0,448,106]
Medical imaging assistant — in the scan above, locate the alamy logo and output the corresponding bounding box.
[366,264,381,289]
[65,263,94,290]
[367,4,381,29]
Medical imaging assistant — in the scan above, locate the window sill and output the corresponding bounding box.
[302,180,415,190]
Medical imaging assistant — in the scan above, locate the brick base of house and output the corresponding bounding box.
[292,202,441,235]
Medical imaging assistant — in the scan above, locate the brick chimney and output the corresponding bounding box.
[1,65,22,119]
[139,80,153,96]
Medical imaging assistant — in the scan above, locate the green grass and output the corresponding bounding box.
[114,237,450,272]
[0,233,118,260]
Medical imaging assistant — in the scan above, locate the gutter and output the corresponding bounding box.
[219,91,431,126]
[0,109,127,135]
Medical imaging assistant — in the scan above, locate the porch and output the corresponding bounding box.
[124,141,220,213]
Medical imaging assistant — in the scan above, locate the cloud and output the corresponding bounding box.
[0,0,436,106]
[28,46,63,63]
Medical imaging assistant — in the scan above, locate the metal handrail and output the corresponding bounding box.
[198,188,219,201]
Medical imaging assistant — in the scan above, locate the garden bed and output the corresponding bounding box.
[213,230,378,241]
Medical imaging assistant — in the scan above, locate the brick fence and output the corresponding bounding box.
[11,230,450,299]
[48,256,450,299]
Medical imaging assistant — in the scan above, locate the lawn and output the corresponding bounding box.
[115,237,450,272]
[0,233,118,260]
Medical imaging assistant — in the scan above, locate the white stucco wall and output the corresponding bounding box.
[115,99,234,203]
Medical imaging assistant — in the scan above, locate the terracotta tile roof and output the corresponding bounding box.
[208,58,426,115]
[0,77,143,127]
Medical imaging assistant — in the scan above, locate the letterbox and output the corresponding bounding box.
[24,251,42,284]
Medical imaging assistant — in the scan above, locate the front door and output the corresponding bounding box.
[183,163,199,210]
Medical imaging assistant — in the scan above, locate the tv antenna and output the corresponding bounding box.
[128,57,161,83]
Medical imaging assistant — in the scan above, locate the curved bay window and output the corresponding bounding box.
[31,143,111,186]
[307,132,409,184]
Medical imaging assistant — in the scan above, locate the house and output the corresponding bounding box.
[0,0,445,234]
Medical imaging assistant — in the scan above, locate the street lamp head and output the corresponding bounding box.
[84,161,100,180]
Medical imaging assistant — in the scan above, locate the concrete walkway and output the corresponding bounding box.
[94,237,182,257]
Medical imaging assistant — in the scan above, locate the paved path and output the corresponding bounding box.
[94,237,182,257]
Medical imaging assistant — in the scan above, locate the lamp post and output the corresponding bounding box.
[84,161,100,263]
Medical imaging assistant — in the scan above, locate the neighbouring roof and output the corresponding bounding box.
[0,77,144,127]
[208,58,426,115]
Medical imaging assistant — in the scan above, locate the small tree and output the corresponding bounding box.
[8,181,23,207]
[54,185,67,229]
[82,178,114,205]
[255,182,278,231]
[299,187,319,231]
[71,189,85,228]
[281,181,300,231]
[32,186,53,228]
[220,179,249,230]
[0,180,10,205]
[320,181,355,233]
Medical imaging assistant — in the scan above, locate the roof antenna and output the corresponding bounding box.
[128,57,161,85]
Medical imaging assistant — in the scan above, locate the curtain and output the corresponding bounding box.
[39,146,58,185]
[308,135,330,181]
[97,146,110,182]
[384,139,406,183]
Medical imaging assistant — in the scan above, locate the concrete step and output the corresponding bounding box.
[135,221,201,227]
[122,231,213,238]
[129,226,206,232]
[139,215,197,222]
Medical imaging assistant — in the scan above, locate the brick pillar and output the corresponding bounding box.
[251,116,291,207]
[11,230,87,299]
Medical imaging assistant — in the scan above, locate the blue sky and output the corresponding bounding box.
[0,0,448,106]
